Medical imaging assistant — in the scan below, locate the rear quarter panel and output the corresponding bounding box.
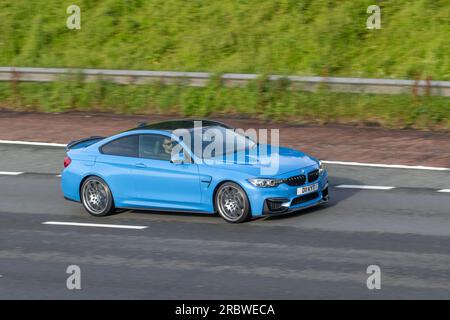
[61,151,97,202]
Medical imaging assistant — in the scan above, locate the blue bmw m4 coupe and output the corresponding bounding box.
[61,120,329,223]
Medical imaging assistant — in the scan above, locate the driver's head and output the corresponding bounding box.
[162,138,174,154]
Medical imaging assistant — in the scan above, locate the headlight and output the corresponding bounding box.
[248,178,283,188]
[318,160,325,174]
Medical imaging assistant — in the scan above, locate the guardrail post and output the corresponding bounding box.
[425,76,432,97]
[11,67,21,107]
[412,73,420,102]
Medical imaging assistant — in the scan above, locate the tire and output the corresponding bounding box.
[215,182,251,223]
[81,176,115,217]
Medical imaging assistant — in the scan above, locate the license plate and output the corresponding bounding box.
[297,183,318,196]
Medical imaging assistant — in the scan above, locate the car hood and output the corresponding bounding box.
[204,144,318,177]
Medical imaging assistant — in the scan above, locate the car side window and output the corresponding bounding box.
[139,134,180,161]
[100,135,139,157]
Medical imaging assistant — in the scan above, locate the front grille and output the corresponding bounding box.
[291,192,320,206]
[308,170,319,183]
[285,175,306,186]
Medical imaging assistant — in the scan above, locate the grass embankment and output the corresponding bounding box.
[1,78,448,130]
[0,0,448,129]
[1,0,448,79]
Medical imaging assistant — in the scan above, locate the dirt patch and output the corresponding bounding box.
[0,111,449,168]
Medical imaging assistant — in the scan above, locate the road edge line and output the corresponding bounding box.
[0,139,449,171]
[335,185,396,190]
[322,160,450,171]
[0,140,66,147]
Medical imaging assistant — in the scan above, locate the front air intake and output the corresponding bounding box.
[291,192,320,206]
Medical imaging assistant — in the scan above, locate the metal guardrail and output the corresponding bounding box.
[0,67,449,96]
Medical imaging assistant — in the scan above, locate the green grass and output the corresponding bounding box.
[1,79,449,130]
[0,0,448,80]
[0,0,448,130]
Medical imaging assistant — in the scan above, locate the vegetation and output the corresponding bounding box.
[1,78,448,130]
[0,0,448,129]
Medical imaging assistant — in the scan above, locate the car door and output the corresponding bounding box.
[95,134,140,206]
[131,134,202,211]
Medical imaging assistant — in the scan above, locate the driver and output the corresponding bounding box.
[162,138,174,157]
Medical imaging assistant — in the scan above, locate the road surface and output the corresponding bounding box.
[0,144,449,299]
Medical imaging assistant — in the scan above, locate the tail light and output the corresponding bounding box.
[63,156,72,168]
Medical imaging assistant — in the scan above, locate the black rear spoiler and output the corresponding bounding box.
[66,136,106,151]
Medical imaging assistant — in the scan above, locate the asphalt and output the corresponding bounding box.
[0,144,449,299]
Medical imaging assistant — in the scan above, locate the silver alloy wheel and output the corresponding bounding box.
[82,178,110,215]
[217,185,246,222]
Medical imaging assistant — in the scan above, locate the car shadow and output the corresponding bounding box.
[115,176,363,223]
[120,208,219,220]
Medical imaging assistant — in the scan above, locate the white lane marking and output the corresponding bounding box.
[42,221,147,230]
[0,171,24,175]
[437,189,450,193]
[0,140,66,147]
[336,185,396,190]
[322,160,450,171]
[56,174,62,177]
[0,139,449,172]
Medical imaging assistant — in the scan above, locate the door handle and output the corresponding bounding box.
[135,163,146,168]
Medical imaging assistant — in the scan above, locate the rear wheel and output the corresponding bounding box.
[215,182,250,223]
[81,176,115,217]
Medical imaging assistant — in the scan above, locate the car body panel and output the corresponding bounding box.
[212,145,317,175]
[126,158,202,211]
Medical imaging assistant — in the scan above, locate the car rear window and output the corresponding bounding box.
[101,135,139,157]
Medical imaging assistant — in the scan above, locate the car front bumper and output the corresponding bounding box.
[261,184,329,216]
[243,170,329,216]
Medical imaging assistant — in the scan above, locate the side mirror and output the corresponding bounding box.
[170,152,185,164]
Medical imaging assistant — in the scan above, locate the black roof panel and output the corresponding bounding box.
[128,119,232,131]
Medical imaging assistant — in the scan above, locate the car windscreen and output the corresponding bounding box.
[179,126,256,159]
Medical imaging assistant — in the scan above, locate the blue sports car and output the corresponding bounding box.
[61,119,329,223]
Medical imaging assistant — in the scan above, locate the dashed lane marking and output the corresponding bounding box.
[0,171,24,175]
[42,221,148,230]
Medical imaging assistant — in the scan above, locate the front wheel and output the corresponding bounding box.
[81,176,115,217]
[215,182,251,223]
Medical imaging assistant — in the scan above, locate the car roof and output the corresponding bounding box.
[127,119,232,132]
